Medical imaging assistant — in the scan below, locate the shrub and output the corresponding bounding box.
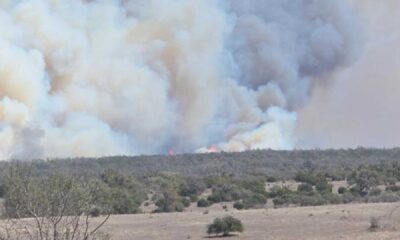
[240,178,267,196]
[179,178,207,197]
[342,192,356,204]
[315,181,332,193]
[99,169,146,214]
[273,197,287,206]
[208,184,244,203]
[294,172,318,185]
[207,216,243,236]
[174,202,185,212]
[266,176,277,183]
[297,183,313,193]
[207,193,223,203]
[350,185,363,197]
[380,192,400,203]
[155,189,186,212]
[242,193,267,208]
[268,186,292,198]
[181,197,191,207]
[298,194,326,206]
[348,167,381,196]
[89,207,101,217]
[109,189,141,214]
[233,201,244,210]
[386,185,400,192]
[385,177,397,186]
[369,217,380,231]
[294,172,326,186]
[197,198,211,207]
[189,194,199,202]
[323,193,341,204]
[272,192,301,206]
[0,184,6,198]
[369,188,382,196]
[338,186,347,194]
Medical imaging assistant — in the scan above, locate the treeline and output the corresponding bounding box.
[2,148,400,178]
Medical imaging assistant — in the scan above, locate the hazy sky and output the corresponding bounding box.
[297,0,400,148]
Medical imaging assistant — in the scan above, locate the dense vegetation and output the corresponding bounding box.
[3,148,399,178]
[1,148,400,216]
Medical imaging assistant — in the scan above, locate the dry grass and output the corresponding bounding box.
[100,202,400,240]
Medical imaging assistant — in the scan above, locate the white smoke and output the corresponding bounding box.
[0,0,362,159]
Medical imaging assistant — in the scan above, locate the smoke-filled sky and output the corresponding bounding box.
[297,0,400,149]
[0,0,397,159]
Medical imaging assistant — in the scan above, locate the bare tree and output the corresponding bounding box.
[0,163,112,240]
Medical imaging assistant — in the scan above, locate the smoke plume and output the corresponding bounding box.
[0,0,362,159]
[297,0,400,149]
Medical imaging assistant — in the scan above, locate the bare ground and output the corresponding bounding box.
[102,202,400,240]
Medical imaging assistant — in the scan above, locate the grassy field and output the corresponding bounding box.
[102,202,400,240]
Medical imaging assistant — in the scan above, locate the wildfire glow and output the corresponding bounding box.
[207,145,218,153]
[168,149,175,156]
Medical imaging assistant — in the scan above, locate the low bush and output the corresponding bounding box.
[242,193,267,208]
[89,207,101,217]
[268,186,292,198]
[189,194,199,202]
[342,192,357,204]
[207,216,244,236]
[338,186,347,194]
[298,194,326,206]
[233,201,244,210]
[197,198,211,207]
[369,217,380,231]
[323,193,341,204]
[181,197,191,207]
[273,197,287,206]
[379,192,400,203]
[316,182,333,193]
[297,183,313,193]
[266,176,277,183]
[386,185,400,192]
[369,188,382,196]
